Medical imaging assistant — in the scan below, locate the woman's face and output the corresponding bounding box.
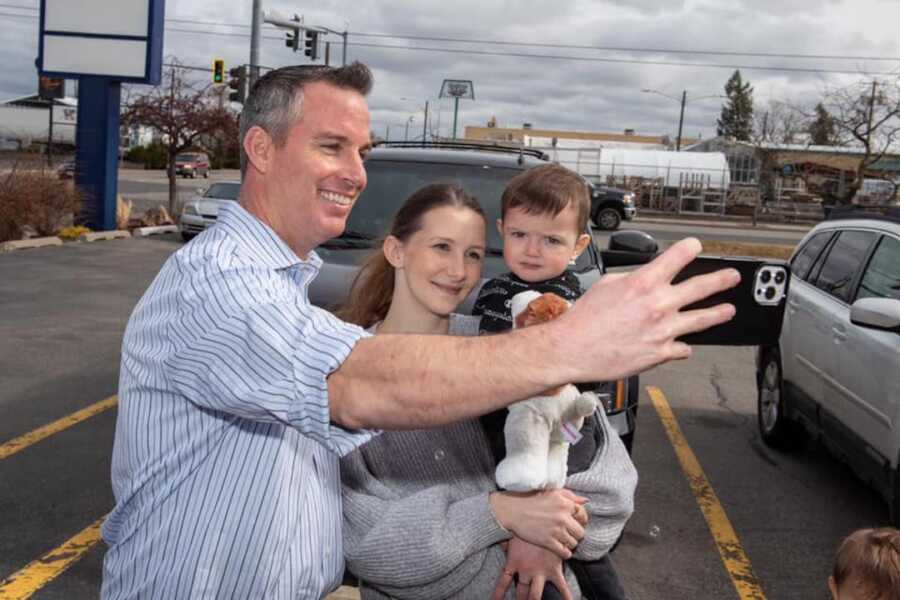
[388,205,487,319]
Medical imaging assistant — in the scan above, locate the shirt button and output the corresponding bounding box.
[434,449,445,461]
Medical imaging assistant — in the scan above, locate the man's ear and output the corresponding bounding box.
[496,218,504,237]
[243,126,272,174]
[382,235,405,268]
[826,576,839,600]
[572,233,592,259]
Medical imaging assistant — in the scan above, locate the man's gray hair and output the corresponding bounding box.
[238,62,373,176]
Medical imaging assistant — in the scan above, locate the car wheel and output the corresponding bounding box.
[757,348,802,450]
[594,207,622,231]
[204,170,210,179]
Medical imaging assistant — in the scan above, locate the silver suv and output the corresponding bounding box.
[756,207,900,522]
[308,142,659,451]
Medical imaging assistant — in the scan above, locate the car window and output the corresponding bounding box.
[790,231,833,281]
[204,183,240,200]
[810,230,876,303]
[856,235,900,301]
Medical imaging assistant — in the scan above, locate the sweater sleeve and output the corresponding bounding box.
[340,449,512,600]
[564,407,638,561]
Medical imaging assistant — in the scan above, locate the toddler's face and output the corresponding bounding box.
[499,203,590,283]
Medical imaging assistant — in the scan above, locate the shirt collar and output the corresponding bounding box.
[217,202,322,271]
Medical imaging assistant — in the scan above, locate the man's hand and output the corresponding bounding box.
[555,237,739,383]
[489,489,587,559]
[491,537,572,600]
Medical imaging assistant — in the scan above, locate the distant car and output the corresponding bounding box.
[174,152,210,179]
[585,180,637,230]
[756,207,900,523]
[179,181,240,241]
[57,160,75,180]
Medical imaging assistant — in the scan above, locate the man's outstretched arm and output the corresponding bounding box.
[328,238,739,430]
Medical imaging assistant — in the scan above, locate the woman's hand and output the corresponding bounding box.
[491,537,572,600]
[490,489,587,559]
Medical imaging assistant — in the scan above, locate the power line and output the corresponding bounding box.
[8,5,900,63]
[7,9,900,76]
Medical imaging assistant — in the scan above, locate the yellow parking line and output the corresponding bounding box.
[0,516,105,600]
[0,396,117,461]
[647,386,766,600]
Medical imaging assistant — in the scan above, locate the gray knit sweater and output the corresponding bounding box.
[340,314,638,600]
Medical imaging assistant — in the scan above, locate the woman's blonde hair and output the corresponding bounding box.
[336,183,484,328]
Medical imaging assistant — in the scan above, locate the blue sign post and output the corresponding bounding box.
[37,0,165,231]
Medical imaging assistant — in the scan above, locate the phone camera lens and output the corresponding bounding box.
[760,270,772,283]
[765,286,776,300]
[774,271,785,284]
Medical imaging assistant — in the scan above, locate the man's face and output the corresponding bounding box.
[263,81,371,256]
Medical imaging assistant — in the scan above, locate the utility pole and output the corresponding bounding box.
[866,80,877,154]
[249,0,262,87]
[676,90,686,151]
[325,41,331,66]
[422,101,429,145]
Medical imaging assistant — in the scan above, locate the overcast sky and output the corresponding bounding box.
[4,0,900,142]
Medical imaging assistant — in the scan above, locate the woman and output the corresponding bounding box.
[338,183,636,600]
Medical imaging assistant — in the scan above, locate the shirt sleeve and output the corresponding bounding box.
[564,407,638,560]
[162,266,375,455]
[340,450,511,598]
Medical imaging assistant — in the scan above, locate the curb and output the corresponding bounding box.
[132,225,178,237]
[0,236,63,252]
[78,230,132,242]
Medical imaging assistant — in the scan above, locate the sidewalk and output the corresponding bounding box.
[631,209,814,233]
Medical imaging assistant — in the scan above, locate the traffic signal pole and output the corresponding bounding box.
[249,0,262,87]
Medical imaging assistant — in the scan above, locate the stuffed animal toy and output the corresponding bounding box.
[494,290,599,491]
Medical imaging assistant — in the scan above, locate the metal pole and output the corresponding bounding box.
[46,100,53,167]
[342,31,348,66]
[405,119,410,141]
[452,96,460,140]
[676,90,686,151]
[422,101,429,145]
[249,0,262,87]
[325,41,331,66]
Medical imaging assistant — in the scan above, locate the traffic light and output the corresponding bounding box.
[212,59,225,84]
[228,65,247,104]
[303,30,319,61]
[285,28,299,51]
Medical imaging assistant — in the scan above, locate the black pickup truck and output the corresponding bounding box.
[587,182,637,231]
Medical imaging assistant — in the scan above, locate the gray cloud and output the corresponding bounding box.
[3,0,898,142]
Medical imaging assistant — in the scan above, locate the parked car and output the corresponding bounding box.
[308,141,660,452]
[56,160,75,180]
[585,178,637,230]
[174,152,210,179]
[179,181,240,241]
[756,207,900,522]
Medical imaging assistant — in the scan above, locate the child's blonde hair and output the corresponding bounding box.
[832,527,900,600]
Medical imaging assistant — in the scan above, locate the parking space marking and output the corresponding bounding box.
[0,516,105,600]
[0,396,117,461]
[647,386,766,600]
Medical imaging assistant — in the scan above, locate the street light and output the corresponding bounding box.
[642,89,724,151]
[401,97,431,144]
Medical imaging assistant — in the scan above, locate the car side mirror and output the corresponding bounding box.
[600,230,659,267]
[850,297,900,332]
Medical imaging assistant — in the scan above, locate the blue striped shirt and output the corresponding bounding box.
[102,202,374,599]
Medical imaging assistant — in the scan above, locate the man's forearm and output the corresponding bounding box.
[329,323,573,429]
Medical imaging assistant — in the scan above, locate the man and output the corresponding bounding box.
[102,63,738,599]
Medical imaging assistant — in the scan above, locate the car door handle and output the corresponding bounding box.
[832,326,847,343]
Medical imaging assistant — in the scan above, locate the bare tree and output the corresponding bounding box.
[820,78,900,204]
[122,59,237,214]
[752,100,804,145]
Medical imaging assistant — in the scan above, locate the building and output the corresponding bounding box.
[0,94,78,149]
[686,136,900,204]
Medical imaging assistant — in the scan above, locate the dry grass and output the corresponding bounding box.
[697,239,795,260]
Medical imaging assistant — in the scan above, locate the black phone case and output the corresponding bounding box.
[671,256,790,346]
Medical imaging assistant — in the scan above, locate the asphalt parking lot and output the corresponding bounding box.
[0,232,891,600]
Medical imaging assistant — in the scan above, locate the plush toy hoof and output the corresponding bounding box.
[496,459,546,491]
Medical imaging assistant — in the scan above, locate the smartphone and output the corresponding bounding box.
[671,256,790,346]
